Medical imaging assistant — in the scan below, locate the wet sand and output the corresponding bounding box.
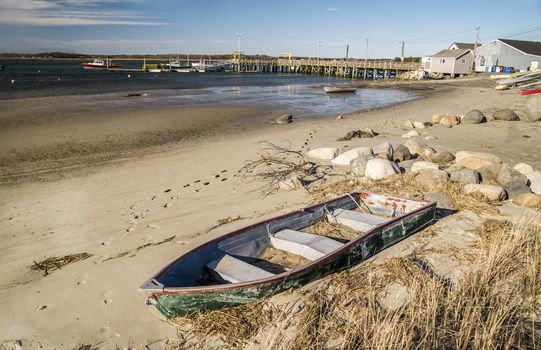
[0,78,540,348]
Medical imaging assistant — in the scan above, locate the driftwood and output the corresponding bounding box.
[240,141,321,197]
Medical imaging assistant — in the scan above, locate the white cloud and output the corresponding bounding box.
[325,6,339,12]
[0,0,168,26]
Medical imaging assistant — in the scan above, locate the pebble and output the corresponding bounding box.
[401,130,420,138]
[416,169,449,191]
[413,121,426,129]
[461,110,486,124]
[526,172,541,194]
[504,183,532,199]
[163,203,173,208]
[331,147,373,166]
[492,109,519,121]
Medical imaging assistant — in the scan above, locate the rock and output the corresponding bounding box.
[393,144,412,162]
[416,169,449,191]
[306,147,339,161]
[424,191,454,210]
[413,121,425,129]
[454,151,502,170]
[496,166,528,186]
[336,115,344,120]
[461,110,486,124]
[440,115,460,127]
[411,161,440,173]
[464,184,507,201]
[276,114,293,124]
[404,138,436,159]
[513,163,535,176]
[431,113,447,124]
[492,109,519,121]
[331,147,373,166]
[349,155,375,176]
[526,172,541,194]
[513,193,541,208]
[364,158,400,180]
[337,129,375,141]
[504,183,532,199]
[403,120,414,128]
[425,135,438,140]
[373,141,393,160]
[424,122,433,127]
[477,165,501,185]
[450,168,480,185]
[398,159,417,172]
[401,130,420,138]
[518,113,541,122]
[430,151,455,164]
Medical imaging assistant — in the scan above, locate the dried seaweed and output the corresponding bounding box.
[31,253,92,276]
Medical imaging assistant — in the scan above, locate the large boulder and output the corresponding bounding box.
[461,110,486,124]
[450,168,480,185]
[373,141,394,160]
[513,163,535,176]
[496,165,529,186]
[306,147,339,161]
[276,114,293,124]
[526,172,541,194]
[349,155,375,176]
[424,191,454,210]
[430,151,455,164]
[504,183,532,199]
[397,159,417,172]
[416,169,449,191]
[365,158,400,180]
[411,161,440,173]
[513,193,541,209]
[454,151,502,170]
[404,138,436,159]
[464,184,507,201]
[393,144,413,162]
[331,147,373,166]
[492,109,519,121]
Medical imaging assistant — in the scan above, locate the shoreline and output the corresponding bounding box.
[0,77,540,348]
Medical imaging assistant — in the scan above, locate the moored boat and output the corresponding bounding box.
[324,86,357,93]
[82,58,122,70]
[139,191,436,318]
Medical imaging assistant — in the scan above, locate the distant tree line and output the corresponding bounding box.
[393,56,421,62]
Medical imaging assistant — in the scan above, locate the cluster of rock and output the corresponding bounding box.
[305,138,541,210]
[398,71,444,80]
[426,109,539,126]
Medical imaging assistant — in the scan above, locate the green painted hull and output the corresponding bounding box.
[150,205,435,318]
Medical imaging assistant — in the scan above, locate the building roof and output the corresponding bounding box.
[450,42,476,50]
[498,39,541,56]
[431,49,471,59]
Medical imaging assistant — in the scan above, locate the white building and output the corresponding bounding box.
[475,39,541,72]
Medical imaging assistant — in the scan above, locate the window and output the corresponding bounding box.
[440,59,445,63]
[461,59,466,63]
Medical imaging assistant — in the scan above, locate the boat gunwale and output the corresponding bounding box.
[145,192,435,295]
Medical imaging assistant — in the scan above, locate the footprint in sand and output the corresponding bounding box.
[183,184,190,188]
[163,203,173,208]
[35,305,47,312]
[77,274,88,286]
[103,290,114,306]
[126,223,137,232]
[147,224,160,229]
[221,178,228,182]
[221,169,228,173]
[194,180,201,183]
[203,182,210,186]
[164,189,171,193]
[214,174,220,178]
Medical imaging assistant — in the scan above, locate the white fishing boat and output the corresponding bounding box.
[148,69,162,73]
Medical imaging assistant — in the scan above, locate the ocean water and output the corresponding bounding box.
[0,60,416,116]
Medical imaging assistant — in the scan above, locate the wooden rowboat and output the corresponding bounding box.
[139,191,436,318]
[324,86,357,93]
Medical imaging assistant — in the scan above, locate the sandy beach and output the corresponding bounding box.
[1,77,540,349]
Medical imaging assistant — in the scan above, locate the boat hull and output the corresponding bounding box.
[82,63,122,70]
[324,86,357,93]
[144,193,436,318]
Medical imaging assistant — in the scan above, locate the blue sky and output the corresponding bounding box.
[0,0,540,57]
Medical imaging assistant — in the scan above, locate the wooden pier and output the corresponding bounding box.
[230,58,420,79]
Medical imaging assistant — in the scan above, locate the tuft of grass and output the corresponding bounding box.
[170,217,541,349]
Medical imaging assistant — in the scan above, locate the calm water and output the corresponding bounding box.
[0,60,416,116]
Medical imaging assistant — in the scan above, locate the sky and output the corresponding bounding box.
[0,0,540,58]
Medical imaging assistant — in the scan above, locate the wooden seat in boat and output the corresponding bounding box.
[270,229,344,261]
[327,209,390,232]
[207,254,275,284]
